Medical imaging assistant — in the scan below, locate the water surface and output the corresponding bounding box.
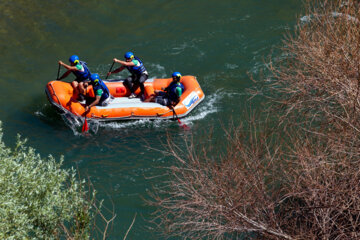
[0,1,302,238]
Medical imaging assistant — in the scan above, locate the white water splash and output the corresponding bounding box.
[34,111,46,117]
[181,90,224,124]
[168,38,206,57]
[98,118,164,130]
[60,112,84,136]
[148,63,165,73]
[300,12,360,25]
[225,63,239,70]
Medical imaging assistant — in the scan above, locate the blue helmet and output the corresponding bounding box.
[69,55,80,64]
[172,72,182,79]
[124,52,134,60]
[90,73,100,85]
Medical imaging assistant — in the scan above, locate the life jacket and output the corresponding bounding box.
[167,81,185,103]
[126,56,147,76]
[72,61,91,80]
[93,79,110,104]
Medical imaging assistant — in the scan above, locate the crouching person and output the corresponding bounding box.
[145,72,184,107]
[84,74,112,112]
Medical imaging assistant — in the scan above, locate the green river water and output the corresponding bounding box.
[0,0,303,239]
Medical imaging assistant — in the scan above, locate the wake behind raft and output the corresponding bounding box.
[45,76,205,121]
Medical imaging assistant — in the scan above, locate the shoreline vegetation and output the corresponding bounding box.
[150,1,360,239]
[0,121,116,240]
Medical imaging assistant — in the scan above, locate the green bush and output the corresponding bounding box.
[0,122,93,240]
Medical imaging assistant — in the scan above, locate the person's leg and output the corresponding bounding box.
[125,76,138,98]
[100,96,112,106]
[78,81,86,95]
[144,89,162,102]
[143,95,155,102]
[131,75,141,94]
[138,74,148,95]
[155,95,169,106]
[71,81,79,94]
[124,76,135,93]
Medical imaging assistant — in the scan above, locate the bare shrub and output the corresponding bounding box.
[148,120,290,240]
[150,1,360,239]
[149,121,360,239]
[254,0,360,136]
[279,131,360,239]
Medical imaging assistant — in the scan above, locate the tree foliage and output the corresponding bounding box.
[0,122,93,239]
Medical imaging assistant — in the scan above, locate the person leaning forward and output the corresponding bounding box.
[107,52,148,99]
[83,73,112,112]
[58,55,91,102]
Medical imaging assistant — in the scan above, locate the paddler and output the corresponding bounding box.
[107,52,148,99]
[58,55,91,103]
[84,73,112,112]
[144,72,184,106]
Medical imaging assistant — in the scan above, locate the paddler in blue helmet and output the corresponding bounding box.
[84,73,112,112]
[144,72,185,106]
[107,51,148,99]
[58,55,91,102]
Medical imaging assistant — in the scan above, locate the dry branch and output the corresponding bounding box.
[150,1,360,239]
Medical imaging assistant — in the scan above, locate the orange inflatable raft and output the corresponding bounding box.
[45,76,205,121]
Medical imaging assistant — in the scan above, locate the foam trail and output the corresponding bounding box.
[181,90,249,124]
[98,118,165,130]
[34,111,45,118]
[181,91,222,124]
[61,112,83,136]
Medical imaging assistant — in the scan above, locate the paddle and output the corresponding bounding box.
[82,116,89,132]
[171,107,190,130]
[57,63,61,80]
[106,61,115,80]
[81,86,89,133]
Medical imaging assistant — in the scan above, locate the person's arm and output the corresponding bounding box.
[108,66,125,76]
[170,87,183,106]
[58,70,71,80]
[85,95,101,112]
[58,61,78,71]
[113,58,135,67]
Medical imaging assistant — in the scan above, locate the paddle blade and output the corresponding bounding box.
[177,118,190,130]
[82,118,89,132]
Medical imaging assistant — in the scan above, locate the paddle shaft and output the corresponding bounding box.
[106,61,115,79]
[81,86,89,133]
[172,108,181,123]
[171,107,189,129]
[57,64,61,80]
